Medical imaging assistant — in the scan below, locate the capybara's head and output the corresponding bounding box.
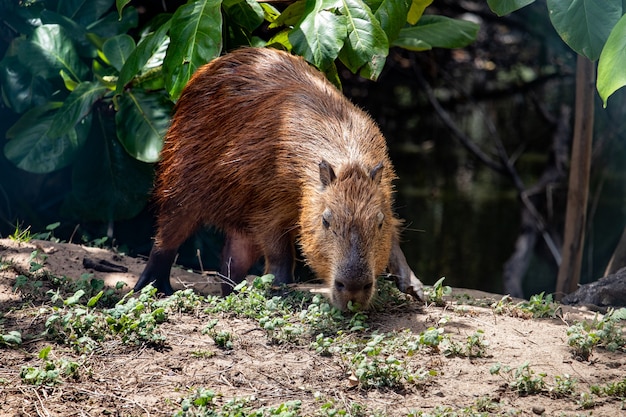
[300,160,398,310]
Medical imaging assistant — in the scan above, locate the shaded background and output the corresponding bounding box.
[1,0,625,298]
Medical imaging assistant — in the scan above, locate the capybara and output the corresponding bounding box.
[134,47,424,310]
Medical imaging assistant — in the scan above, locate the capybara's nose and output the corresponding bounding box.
[334,279,373,293]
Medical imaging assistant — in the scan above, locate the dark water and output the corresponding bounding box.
[375,85,626,297]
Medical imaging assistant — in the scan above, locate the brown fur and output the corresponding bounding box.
[136,47,417,310]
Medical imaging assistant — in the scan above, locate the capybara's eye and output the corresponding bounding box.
[322,209,332,229]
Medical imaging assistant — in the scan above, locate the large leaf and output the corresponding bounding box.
[57,0,114,26]
[393,15,479,51]
[17,24,88,82]
[115,90,172,163]
[407,0,433,25]
[597,13,626,107]
[338,0,388,80]
[89,7,139,40]
[547,0,622,61]
[116,0,133,19]
[163,0,223,100]
[62,108,153,222]
[0,55,52,113]
[223,0,265,32]
[103,34,136,71]
[289,0,347,71]
[5,103,91,173]
[49,81,108,138]
[270,0,306,29]
[116,18,171,93]
[487,0,536,17]
[371,0,412,43]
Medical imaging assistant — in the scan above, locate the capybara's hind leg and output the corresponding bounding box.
[220,231,262,295]
[135,247,177,295]
[136,203,200,295]
[387,238,424,301]
[263,232,296,286]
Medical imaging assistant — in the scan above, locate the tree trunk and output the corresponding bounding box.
[555,56,595,301]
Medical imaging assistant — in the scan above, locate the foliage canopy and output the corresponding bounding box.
[0,0,477,222]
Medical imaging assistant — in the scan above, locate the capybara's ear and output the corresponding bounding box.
[370,162,384,184]
[319,160,336,187]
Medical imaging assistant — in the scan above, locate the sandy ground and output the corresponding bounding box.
[0,238,624,416]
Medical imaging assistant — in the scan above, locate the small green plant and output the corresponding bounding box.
[12,250,50,298]
[426,277,451,307]
[212,330,234,350]
[590,377,626,398]
[45,290,110,352]
[418,326,445,353]
[518,292,560,318]
[0,330,22,347]
[492,292,560,319]
[20,346,80,386]
[106,286,168,346]
[550,374,577,398]
[10,222,61,242]
[490,362,546,395]
[443,329,489,358]
[175,389,302,417]
[9,223,33,242]
[347,333,429,389]
[567,308,625,360]
[577,392,595,409]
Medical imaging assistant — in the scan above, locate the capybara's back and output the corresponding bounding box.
[135,47,423,309]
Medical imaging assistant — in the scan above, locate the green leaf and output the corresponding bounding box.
[89,7,139,40]
[103,34,136,72]
[371,0,412,43]
[394,15,479,51]
[62,108,154,221]
[49,81,108,138]
[1,331,22,346]
[269,0,307,29]
[38,346,52,360]
[64,290,86,306]
[17,24,88,82]
[0,56,52,113]
[116,17,171,93]
[289,0,347,71]
[597,13,626,107]
[60,69,79,91]
[116,0,133,19]
[223,0,265,32]
[40,10,88,44]
[115,90,172,162]
[57,0,114,26]
[487,0,536,17]
[163,0,223,100]
[338,0,389,80]
[87,291,104,307]
[5,103,91,173]
[547,0,622,61]
[407,0,433,25]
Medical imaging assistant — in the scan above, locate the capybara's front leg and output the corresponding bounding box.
[387,238,424,301]
[134,247,177,295]
[220,231,262,295]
